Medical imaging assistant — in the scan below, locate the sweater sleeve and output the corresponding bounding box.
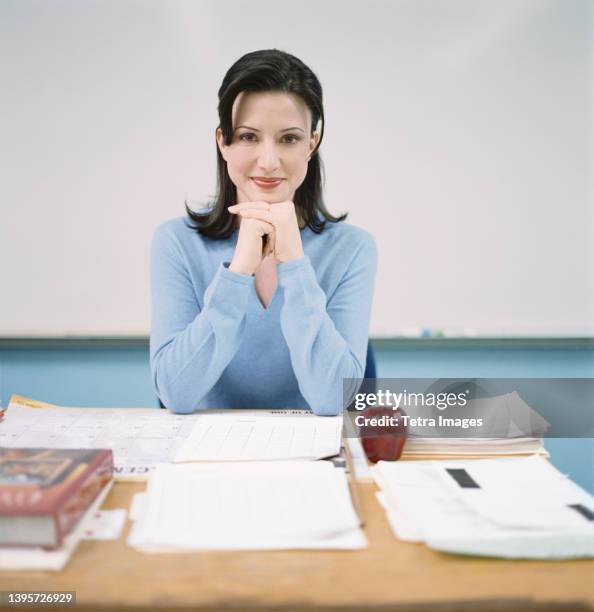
[277,232,377,416]
[149,225,253,413]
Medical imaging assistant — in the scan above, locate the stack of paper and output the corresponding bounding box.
[401,436,548,459]
[401,391,550,459]
[128,461,366,551]
[373,456,594,559]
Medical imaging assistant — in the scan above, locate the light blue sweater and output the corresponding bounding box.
[150,216,377,415]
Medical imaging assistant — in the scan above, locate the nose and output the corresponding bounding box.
[257,140,281,173]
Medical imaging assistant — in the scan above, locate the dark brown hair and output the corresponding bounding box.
[186,49,346,238]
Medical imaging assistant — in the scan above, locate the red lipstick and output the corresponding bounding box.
[251,177,283,189]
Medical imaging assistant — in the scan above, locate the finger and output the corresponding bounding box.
[235,209,275,224]
[228,202,271,213]
[247,218,275,237]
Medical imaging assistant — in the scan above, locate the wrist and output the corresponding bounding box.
[277,248,304,264]
[229,259,255,276]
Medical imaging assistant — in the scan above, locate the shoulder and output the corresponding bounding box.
[152,216,194,246]
[309,221,377,261]
[322,221,375,247]
[303,221,377,288]
[151,215,218,256]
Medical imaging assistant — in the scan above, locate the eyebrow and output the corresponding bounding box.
[234,125,306,134]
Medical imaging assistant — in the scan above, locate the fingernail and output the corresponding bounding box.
[227,205,237,210]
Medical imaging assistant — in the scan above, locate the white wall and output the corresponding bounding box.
[1,0,592,337]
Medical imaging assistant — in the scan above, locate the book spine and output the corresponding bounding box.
[51,451,114,549]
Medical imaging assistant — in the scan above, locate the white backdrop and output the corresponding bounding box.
[1,0,592,337]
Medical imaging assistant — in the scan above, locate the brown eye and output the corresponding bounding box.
[282,134,302,144]
[239,133,257,143]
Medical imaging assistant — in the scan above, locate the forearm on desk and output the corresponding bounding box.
[278,253,376,417]
[151,263,253,413]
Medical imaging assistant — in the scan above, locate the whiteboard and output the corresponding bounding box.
[1,0,592,337]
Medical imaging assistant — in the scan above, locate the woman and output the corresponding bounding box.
[150,49,376,415]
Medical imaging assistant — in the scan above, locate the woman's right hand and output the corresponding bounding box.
[229,214,275,276]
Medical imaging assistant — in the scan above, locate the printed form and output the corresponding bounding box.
[174,413,343,462]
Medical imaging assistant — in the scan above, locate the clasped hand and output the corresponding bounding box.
[228,201,304,275]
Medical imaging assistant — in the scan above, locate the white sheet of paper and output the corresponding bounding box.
[129,492,147,522]
[373,461,488,541]
[375,491,422,542]
[435,456,594,531]
[174,413,343,462]
[343,414,373,481]
[81,509,127,540]
[128,461,366,551]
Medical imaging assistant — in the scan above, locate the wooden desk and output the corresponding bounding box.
[0,481,592,612]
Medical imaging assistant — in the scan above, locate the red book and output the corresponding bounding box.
[0,448,113,549]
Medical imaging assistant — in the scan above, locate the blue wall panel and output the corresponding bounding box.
[0,341,592,492]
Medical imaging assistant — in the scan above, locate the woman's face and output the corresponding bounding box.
[216,91,319,204]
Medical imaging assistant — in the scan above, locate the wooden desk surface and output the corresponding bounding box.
[1,481,593,612]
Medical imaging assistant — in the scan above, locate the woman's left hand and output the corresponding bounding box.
[228,201,304,263]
